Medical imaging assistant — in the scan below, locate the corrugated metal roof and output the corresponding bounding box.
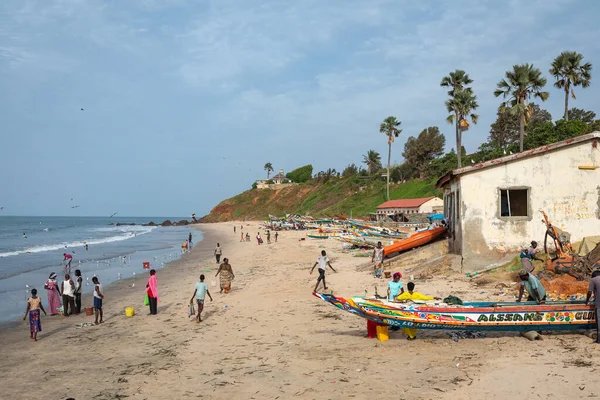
[436,131,600,188]
[376,197,436,209]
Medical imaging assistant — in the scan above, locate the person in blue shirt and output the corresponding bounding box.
[519,241,543,273]
[190,274,213,323]
[387,272,404,301]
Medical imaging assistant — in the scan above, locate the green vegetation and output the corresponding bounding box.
[203,51,597,222]
[201,176,441,222]
[286,164,313,183]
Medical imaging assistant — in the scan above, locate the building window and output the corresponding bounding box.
[499,188,529,217]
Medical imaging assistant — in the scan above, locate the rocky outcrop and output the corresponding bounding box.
[161,220,173,226]
[177,220,189,226]
[144,221,157,226]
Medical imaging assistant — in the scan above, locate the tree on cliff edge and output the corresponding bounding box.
[264,162,274,179]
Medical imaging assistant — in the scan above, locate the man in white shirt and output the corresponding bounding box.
[310,250,336,292]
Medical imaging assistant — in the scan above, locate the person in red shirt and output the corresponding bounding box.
[63,253,73,275]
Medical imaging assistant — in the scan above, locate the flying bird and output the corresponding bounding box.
[71,205,80,209]
[109,212,118,218]
[80,108,84,111]
[0,207,4,210]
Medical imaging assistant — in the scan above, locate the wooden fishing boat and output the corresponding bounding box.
[307,233,337,239]
[383,226,446,256]
[313,293,596,332]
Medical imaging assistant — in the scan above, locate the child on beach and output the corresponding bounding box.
[23,288,47,341]
[190,274,213,323]
[92,277,104,324]
[310,250,337,292]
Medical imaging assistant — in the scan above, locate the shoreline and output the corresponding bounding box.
[0,223,227,334]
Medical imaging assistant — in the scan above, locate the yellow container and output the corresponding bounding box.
[125,307,135,317]
[376,325,389,342]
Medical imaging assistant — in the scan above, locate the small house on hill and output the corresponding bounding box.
[256,168,294,189]
[376,197,443,221]
[271,169,287,184]
[436,131,600,272]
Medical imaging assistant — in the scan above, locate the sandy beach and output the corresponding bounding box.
[1,222,599,400]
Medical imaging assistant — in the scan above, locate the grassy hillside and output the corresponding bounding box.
[200,177,442,222]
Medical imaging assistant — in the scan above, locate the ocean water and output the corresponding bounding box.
[0,216,201,322]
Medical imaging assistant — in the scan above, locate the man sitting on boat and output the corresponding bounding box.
[396,282,441,340]
[517,269,547,304]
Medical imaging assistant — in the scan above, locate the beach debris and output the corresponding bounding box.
[75,322,96,329]
[446,331,485,342]
[520,331,543,341]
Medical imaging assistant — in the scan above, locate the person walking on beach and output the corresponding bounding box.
[372,242,384,279]
[74,269,83,314]
[214,243,222,263]
[23,288,46,341]
[190,274,213,323]
[61,274,75,317]
[240,233,244,242]
[245,233,250,242]
[585,270,600,343]
[310,250,336,292]
[92,277,104,324]
[84,242,89,251]
[215,258,235,294]
[44,273,61,316]
[188,232,193,247]
[234,226,236,234]
[146,269,159,315]
[275,232,278,242]
[256,232,262,245]
[63,253,73,275]
[266,231,271,244]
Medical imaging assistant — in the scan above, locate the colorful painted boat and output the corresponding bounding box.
[383,226,447,256]
[307,234,336,239]
[313,293,596,332]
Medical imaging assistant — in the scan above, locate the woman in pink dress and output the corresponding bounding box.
[44,272,61,315]
[146,269,159,315]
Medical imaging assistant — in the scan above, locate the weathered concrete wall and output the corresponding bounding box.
[458,140,600,271]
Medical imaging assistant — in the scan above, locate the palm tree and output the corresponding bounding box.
[379,116,402,201]
[441,70,473,168]
[445,90,479,167]
[264,162,274,179]
[549,51,592,121]
[362,150,382,175]
[494,64,549,152]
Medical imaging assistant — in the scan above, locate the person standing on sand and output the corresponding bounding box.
[74,269,83,314]
[266,230,271,244]
[240,233,244,242]
[146,269,159,315]
[245,233,250,242]
[585,270,600,344]
[387,272,405,301]
[215,258,235,294]
[396,282,441,340]
[275,231,278,242]
[44,273,61,316]
[23,288,46,341]
[190,274,213,323]
[92,276,104,324]
[214,243,222,263]
[372,242,384,279]
[234,226,236,234]
[61,274,75,317]
[310,250,336,292]
[256,232,261,245]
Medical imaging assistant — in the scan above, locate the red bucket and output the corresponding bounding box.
[143,262,150,269]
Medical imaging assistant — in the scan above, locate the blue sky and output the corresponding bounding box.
[1,0,599,217]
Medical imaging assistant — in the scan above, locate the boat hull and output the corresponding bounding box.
[314,293,597,332]
[383,226,446,257]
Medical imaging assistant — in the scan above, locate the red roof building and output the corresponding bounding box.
[376,197,443,220]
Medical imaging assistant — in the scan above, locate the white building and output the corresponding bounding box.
[376,197,443,221]
[436,132,600,272]
[256,169,293,189]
